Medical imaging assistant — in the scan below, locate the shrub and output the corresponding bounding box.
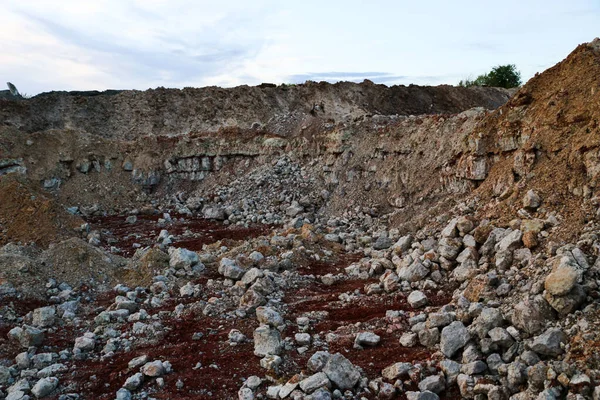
[459,64,522,88]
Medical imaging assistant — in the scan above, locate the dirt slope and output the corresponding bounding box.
[0,81,511,139]
[454,38,600,241]
[0,174,81,247]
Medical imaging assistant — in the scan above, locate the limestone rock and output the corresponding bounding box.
[530,328,567,356]
[440,322,470,358]
[323,353,360,390]
[253,325,282,357]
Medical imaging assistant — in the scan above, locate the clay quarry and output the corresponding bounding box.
[1,39,600,400]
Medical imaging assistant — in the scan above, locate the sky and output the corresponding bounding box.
[1,0,599,95]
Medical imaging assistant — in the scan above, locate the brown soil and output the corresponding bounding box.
[1,83,511,140]
[458,40,600,242]
[0,175,81,247]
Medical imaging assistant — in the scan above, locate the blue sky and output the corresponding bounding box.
[1,0,599,94]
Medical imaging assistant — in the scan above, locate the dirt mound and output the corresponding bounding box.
[40,238,127,287]
[0,81,511,140]
[454,38,600,241]
[0,237,126,299]
[0,174,81,247]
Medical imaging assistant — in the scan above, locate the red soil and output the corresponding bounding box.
[86,214,272,256]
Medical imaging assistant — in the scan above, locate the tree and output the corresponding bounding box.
[458,64,522,88]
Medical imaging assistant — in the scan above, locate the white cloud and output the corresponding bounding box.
[0,0,598,94]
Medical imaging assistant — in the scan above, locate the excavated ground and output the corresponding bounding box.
[3,39,600,400]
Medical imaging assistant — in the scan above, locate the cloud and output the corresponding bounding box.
[286,72,455,86]
[11,8,263,87]
[287,72,404,84]
[1,1,598,94]
[1,1,275,92]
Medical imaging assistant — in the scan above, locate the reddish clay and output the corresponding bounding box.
[86,215,273,256]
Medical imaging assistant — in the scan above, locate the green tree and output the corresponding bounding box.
[458,64,522,88]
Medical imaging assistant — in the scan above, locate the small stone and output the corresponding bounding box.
[8,325,44,348]
[256,307,284,327]
[266,385,281,399]
[218,258,246,280]
[406,391,440,400]
[299,372,330,393]
[168,247,199,270]
[419,328,440,348]
[260,355,282,371]
[522,231,538,249]
[123,372,144,390]
[31,377,59,398]
[545,265,578,296]
[418,375,446,394]
[322,353,360,390]
[408,291,428,308]
[440,321,470,358]
[354,332,380,348]
[440,360,461,385]
[245,375,262,390]
[307,351,331,372]
[278,375,300,398]
[523,190,541,210]
[116,388,132,400]
[382,362,413,380]
[253,325,282,357]
[228,329,247,344]
[32,307,56,328]
[295,333,311,346]
[238,387,254,400]
[461,361,487,375]
[128,355,149,369]
[142,360,166,377]
[400,332,418,347]
[74,336,95,352]
[373,236,393,250]
[530,328,567,356]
